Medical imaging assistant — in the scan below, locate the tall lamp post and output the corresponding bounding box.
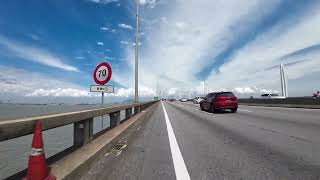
[134,0,140,103]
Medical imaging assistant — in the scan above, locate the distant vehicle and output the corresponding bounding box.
[200,92,238,113]
[169,99,175,102]
[175,98,180,101]
[260,94,286,99]
[180,98,188,102]
[313,91,320,98]
[193,97,204,104]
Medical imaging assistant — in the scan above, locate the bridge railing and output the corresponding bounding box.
[0,101,158,146]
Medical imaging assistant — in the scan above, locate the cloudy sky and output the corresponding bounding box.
[0,0,320,103]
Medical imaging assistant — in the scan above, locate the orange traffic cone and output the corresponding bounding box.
[24,120,56,180]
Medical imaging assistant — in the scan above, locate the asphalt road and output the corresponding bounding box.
[81,101,320,180]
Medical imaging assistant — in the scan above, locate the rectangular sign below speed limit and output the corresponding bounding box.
[90,85,114,93]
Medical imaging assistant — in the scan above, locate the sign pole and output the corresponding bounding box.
[101,92,104,129]
[93,62,113,131]
[102,92,104,105]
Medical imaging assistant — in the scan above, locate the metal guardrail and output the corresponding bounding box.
[0,101,158,146]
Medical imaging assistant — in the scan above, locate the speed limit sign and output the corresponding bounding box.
[93,62,112,85]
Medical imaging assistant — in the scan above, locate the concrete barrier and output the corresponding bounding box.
[50,102,159,180]
[1,101,158,179]
[238,97,320,109]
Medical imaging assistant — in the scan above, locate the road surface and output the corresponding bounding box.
[81,101,320,180]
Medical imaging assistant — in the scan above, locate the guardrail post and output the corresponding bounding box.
[125,108,132,120]
[74,118,93,147]
[110,111,120,127]
[134,106,140,115]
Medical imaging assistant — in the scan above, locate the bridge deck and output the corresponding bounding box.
[80,101,320,180]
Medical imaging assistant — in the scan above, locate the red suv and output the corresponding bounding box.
[200,92,238,113]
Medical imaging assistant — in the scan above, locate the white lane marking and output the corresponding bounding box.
[162,102,191,180]
[238,109,252,112]
[195,108,250,114]
[194,108,214,115]
[176,104,185,107]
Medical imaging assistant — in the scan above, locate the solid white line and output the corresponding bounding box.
[161,102,191,180]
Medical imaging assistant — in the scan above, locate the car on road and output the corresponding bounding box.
[200,92,238,113]
[180,98,188,102]
[193,97,204,104]
[260,93,286,99]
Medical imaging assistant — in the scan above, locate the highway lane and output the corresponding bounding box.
[81,102,176,180]
[168,102,320,179]
[81,102,320,179]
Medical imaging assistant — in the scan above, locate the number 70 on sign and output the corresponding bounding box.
[93,62,112,85]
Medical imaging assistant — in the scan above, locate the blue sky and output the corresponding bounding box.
[0,0,134,87]
[0,0,320,103]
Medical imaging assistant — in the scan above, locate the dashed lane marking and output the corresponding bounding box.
[161,102,191,180]
[174,103,185,107]
[194,108,250,114]
[238,109,252,112]
[194,108,212,114]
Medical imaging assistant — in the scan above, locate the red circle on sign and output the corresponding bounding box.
[93,62,112,85]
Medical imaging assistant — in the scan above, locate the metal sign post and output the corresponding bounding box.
[101,92,104,129]
[102,92,104,105]
[93,62,113,105]
[90,85,114,107]
[92,62,113,130]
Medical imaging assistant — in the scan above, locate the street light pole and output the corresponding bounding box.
[134,0,139,103]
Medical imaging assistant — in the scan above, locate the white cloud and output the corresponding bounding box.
[132,42,142,46]
[100,27,109,31]
[88,0,119,4]
[259,89,279,94]
[206,3,320,93]
[28,34,41,41]
[233,87,255,94]
[118,23,133,30]
[104,56,115,60]
[97,42,104,46]
[0,35,79,72]
[0,66,83,95]
[232,87,278,94]
[139,0,157,8]
[112,86,156,97]
[111,29,116,32]
[27,86,156,98]
[114,0,320,98]
[0,66,156,102]
[75,56,85,59]
[118,0,283,94]
[26,88,94,97]
[120,41,129,45]
[139,0,147,5]
[167,88,178,96]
